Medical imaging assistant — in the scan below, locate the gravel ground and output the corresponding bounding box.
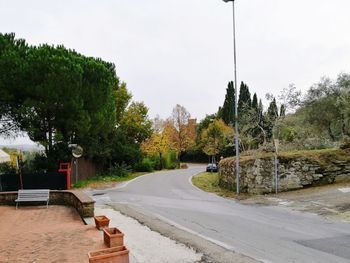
[95,205,203,263]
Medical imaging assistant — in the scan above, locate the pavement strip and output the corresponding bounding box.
[87,205,203,263]
[338,187,350,193]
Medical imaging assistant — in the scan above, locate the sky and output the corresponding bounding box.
[1,0,350,145]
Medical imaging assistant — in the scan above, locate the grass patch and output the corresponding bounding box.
[72,172,148,189]
[192,172,241,199]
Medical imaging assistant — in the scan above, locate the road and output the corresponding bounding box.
[89,165,350,263]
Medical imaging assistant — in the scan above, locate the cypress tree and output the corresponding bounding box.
[252,93,258,110]
[265,98,279,139]
[258,99,264,119]
[267,98,279,121]
[238,82,252,114]
[220,81,235,125]
[280,104,286,118]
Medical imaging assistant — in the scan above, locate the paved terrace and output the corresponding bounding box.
[0,205,103,263]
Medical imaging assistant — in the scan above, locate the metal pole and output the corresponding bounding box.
[232,0,240,194]
[274,140,279,194]
[223,0,239,194]
[75,158,79,184]
[274,154,278,194]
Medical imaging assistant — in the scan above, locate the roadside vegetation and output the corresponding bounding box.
[72,172,148,189]
[192,172,237,198]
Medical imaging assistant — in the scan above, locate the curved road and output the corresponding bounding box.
[90,165,350,263]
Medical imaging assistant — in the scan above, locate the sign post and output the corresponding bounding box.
[59,163,71,190]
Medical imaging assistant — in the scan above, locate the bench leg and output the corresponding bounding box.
[46,201,49,209]
[16,202,18,210]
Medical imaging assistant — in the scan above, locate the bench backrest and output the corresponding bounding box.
[17,189,50,199]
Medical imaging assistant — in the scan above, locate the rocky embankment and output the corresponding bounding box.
[219,148,350,194]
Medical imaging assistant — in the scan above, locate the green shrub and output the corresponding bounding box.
[163,151,177,169]
[148,155,161,170]
[0,162,16,174]
[108,163,132,177]
[135,158,154,172]
[281,127,298,142]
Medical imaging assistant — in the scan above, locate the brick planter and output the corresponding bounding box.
[103,227,124,248]
[88,246,129,263]
[94,215,110,230]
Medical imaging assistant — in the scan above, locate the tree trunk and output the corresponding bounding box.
[177,151,181,168]
[159,152,163,170]
[44,145,49,158]
[48,121,53,158]
[257,124,267,145]
[328,124,335,141]
[341,114,347,136]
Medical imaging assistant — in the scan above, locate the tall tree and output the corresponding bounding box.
[119,102,153,144]
[280,104,286,118]
[220,81,235,125]
[141,120,173,169]
[257,99,267,144]
[114,83,132,125]
[252,93,258,110]
[278,84,301,113]
[265,98,279,140]
[170,104,196,163]
[201,119,233,159]
[238,82,252,114]
[336,73,350,136]
[239,94,267,149]
[196,114,217,143]
[302,77,343,141]
[0,33,28,136]
[0,33,129,170]
[23,45,89,159]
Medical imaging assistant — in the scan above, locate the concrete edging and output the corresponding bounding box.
[0,190,95,218]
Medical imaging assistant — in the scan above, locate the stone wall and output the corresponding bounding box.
[219,148,350,194]
[0,190,95,217]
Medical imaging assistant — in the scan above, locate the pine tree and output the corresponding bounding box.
[220,81,235,125]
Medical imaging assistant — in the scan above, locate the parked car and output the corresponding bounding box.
[206,163,218,172]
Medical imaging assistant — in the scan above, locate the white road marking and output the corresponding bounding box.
[278,201,293,206]
[152,212,272,263]
[112,172,156,189]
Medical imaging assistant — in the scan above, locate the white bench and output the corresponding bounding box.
[15,189,50,209]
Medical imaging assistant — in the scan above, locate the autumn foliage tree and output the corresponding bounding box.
[170,104,196,165]
[200,119,233,161]
[141,120,174,169]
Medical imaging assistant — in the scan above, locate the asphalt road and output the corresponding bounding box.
[90,165,350,263]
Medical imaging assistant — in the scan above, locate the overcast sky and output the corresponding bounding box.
[1,0,350,145]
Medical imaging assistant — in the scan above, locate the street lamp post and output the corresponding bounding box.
[223,0,240,194]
